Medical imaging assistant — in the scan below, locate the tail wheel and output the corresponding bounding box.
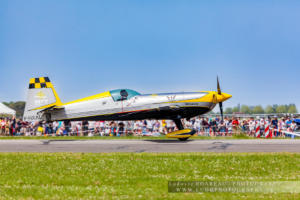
[45,113,51,122]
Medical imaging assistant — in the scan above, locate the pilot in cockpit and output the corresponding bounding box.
[120,89,128,101]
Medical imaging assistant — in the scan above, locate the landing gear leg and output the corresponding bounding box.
[165,118,196,141]
[173,119,188,141]
[173,118,184,130]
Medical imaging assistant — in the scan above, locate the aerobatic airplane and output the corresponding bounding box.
[23,77,232,140]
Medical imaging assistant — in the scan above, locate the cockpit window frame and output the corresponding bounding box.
[110,89,141,102]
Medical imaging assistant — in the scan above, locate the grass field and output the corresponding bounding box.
[0,153,299,199]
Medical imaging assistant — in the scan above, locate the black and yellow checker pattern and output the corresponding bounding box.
[29,77,53,89]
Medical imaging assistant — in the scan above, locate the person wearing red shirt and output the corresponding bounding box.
[232,118,239,134]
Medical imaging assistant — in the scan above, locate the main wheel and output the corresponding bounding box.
[178,138,189,141]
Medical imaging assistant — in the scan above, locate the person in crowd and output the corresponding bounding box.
[290,121,298,132]
[165,120,171,133]
[210,118,217,136]
[218,120,227,136]
[271,117,279,136]
[110,121,117,136]
[277,118,284,137]
[64,121,71,136]
[185,119,192,130]
[249,118,256,136]
[117,122,125,136]
[0,118,6,135]
[232,118,239,134]
[99,121,105,133]
[201,118,210,136]
[82,120,89,136]
[133,120,139,136]
[241,120,248,133]
[36,122,44,136]
[88,121,95,136]
[1,114,299,138]
[75,122,81,136]
[25,123,31,136]
[161,120,167,134]
[153,120,160,134]
[146,120,153,133]
[259,118,265,135]
[53,121,59,135]
[193,117,201,135]
[104,122,110,136]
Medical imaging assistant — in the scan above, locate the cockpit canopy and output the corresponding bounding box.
[110,89,141,101]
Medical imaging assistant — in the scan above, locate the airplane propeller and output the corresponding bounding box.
[217,76,224,122]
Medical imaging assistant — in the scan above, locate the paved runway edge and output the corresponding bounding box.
[0,139,300,144]
[0,139,299,153]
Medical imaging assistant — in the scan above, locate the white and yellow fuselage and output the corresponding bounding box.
[52,91,232,121]
[23,77,231,139]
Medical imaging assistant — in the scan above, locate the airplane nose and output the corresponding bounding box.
[217,93,232,103]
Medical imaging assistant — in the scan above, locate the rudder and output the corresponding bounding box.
[23,77,62,121]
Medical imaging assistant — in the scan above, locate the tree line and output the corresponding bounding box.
[2,101,26,118]
[224,104,298,114]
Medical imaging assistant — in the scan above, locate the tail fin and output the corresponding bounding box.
[23,77,62,121]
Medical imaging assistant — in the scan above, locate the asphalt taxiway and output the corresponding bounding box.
[0,139,299,153]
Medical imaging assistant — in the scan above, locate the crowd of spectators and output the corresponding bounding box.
[0,116,299,137]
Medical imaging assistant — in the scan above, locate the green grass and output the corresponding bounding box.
[0,153,299,199]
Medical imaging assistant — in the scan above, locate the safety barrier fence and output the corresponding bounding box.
[1,123,298,138]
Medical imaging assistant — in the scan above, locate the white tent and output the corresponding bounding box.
[0,102,16,116]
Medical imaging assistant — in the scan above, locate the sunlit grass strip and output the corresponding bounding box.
[0,153,299,199]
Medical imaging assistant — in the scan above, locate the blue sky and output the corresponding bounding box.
[0,0,299,110]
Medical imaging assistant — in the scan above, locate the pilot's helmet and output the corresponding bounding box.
[120,90,128,98]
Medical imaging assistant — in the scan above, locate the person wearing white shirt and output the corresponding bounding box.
[290,121,297,132]
[249,119,256,136]
[146,120,153,133]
